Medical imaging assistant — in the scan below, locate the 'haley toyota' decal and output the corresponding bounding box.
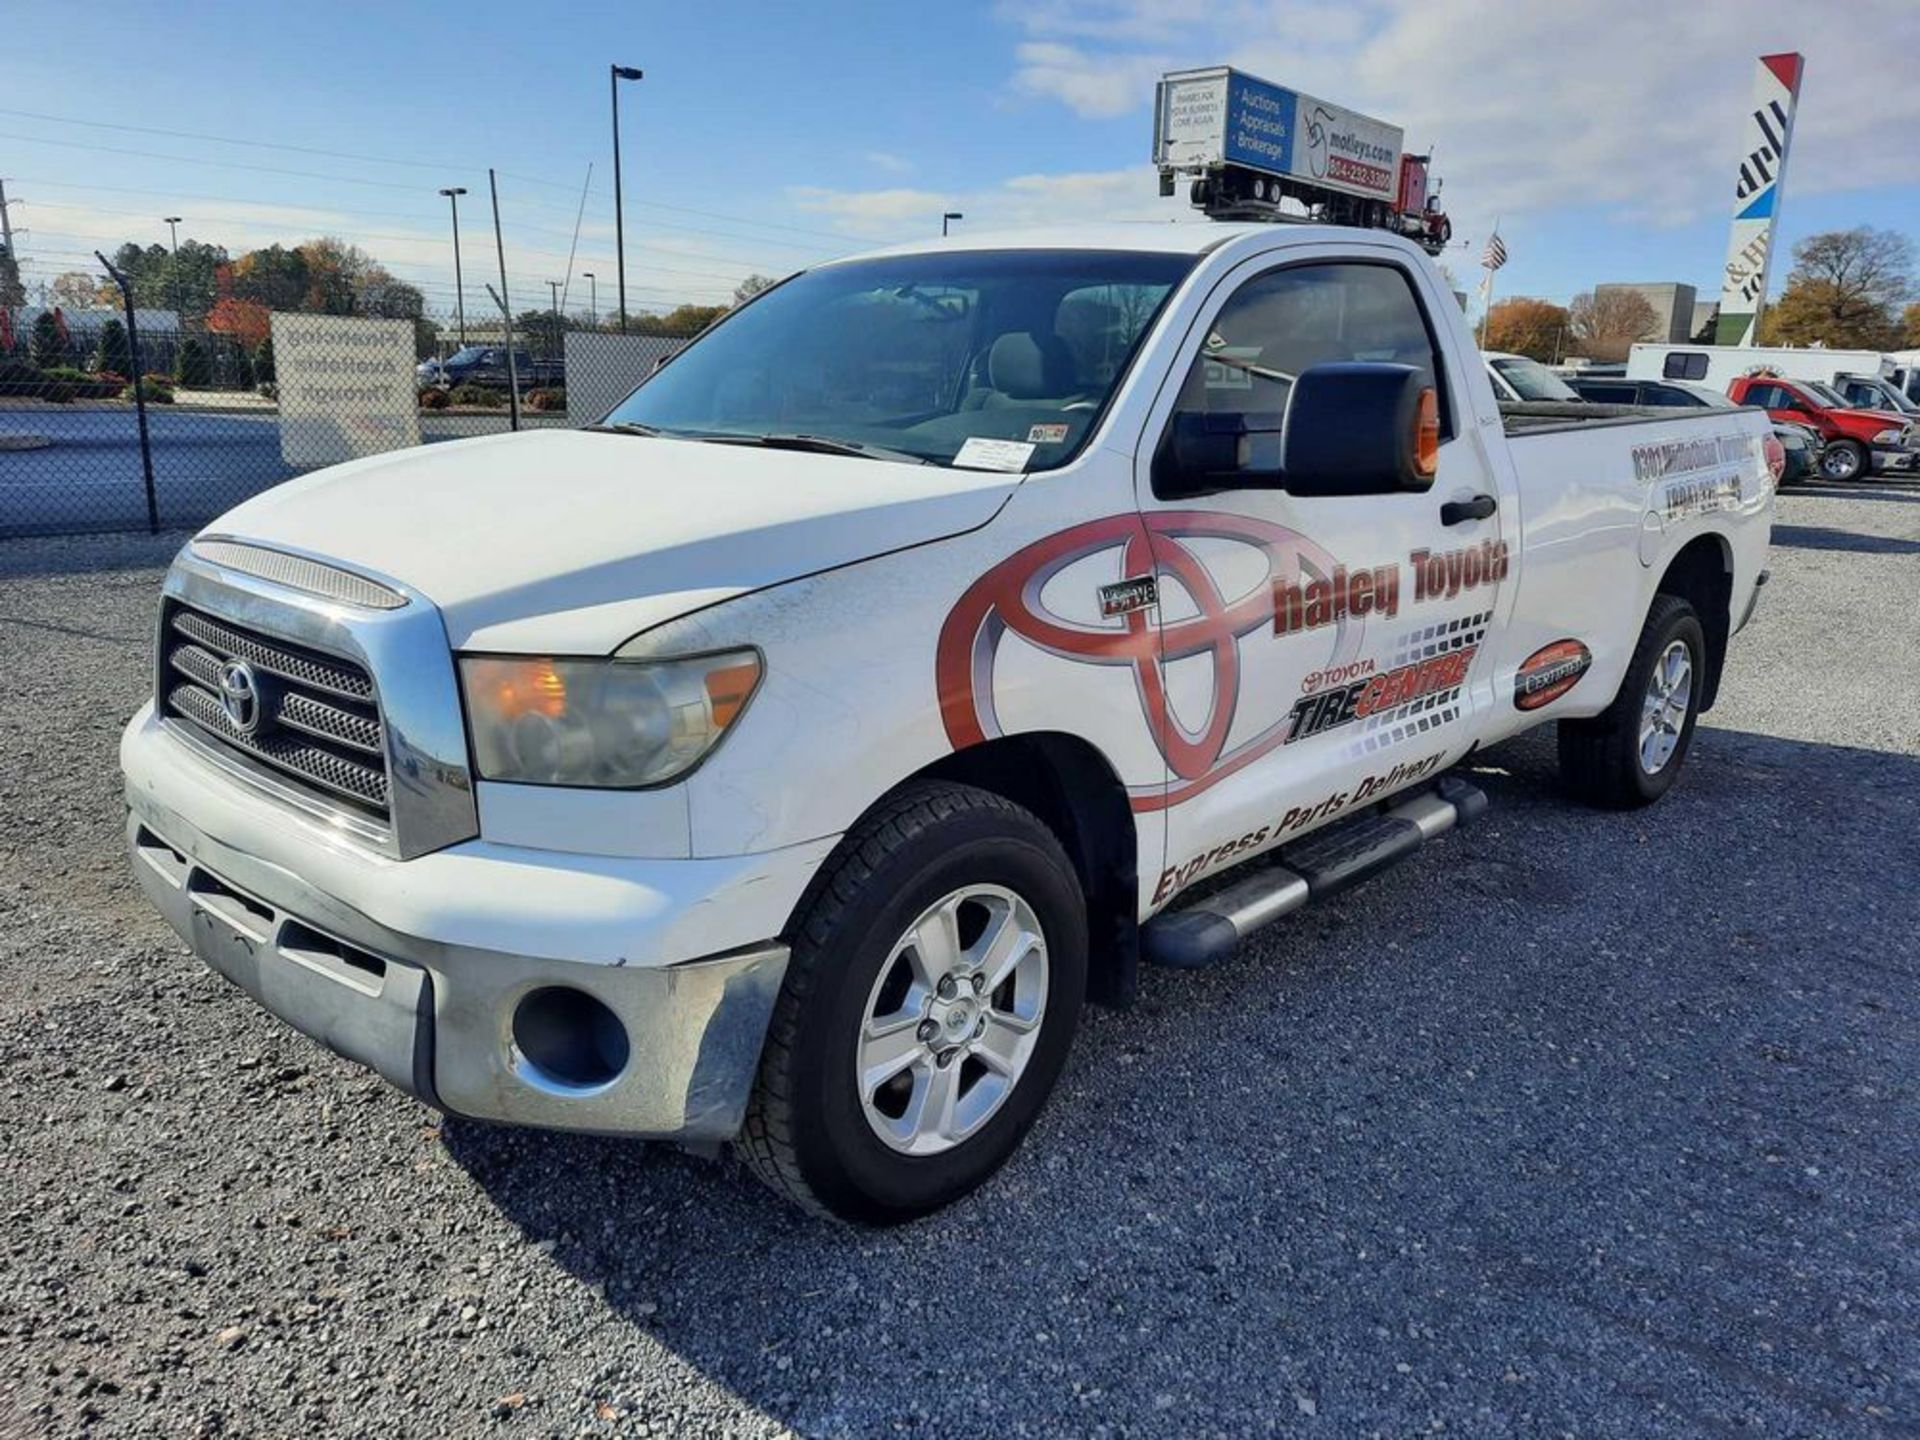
[936,511,1360,813]
[1513,639,1592,711]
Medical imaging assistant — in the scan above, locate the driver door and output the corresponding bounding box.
[1133,244,1516,910]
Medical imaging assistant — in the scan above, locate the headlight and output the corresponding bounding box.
[460,651,762,787]
[1873,428,1904,444]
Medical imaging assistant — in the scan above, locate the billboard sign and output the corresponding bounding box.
[1155,67,1404,205]
[272,313,420,468]
[1715,53,1805,346]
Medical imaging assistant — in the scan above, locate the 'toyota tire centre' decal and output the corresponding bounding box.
[1513,638,1593,711]
[935,511,1361,813]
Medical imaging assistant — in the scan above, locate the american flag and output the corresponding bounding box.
[1481,232,1508,271]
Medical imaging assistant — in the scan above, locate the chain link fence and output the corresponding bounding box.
[1,299,686,538]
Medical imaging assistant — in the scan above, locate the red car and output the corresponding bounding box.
[1726,374,1916,482]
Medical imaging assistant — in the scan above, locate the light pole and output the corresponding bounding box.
[610,63,643,332]
[439,186,468,348]
[942,211,963,237]
[163,215,182,321]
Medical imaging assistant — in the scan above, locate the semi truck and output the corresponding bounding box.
[123,220,1777,1223]
[1152,65,1452,253]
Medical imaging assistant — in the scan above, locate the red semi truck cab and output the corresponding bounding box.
[1725,374,1916,482]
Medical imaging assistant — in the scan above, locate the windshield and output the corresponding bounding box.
[1804,380,1851,408]
[445,347,490,364]
[602,250,1195,470]
[1670,382,1737,409]
[1490,356,1580,402]
[1849,378,1918,414]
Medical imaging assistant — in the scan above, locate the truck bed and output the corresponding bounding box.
[1498,400,1734,437]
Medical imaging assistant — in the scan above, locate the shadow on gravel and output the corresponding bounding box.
[442,722,1919,1437]
[1769,524,1920,555]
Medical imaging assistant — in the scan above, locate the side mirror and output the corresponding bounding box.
[1280,362,1440,497]
[1155,410,1287,496]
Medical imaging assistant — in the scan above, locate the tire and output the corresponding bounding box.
[1557,594,1706,809]
[1819,439,1865,482]
[734,781,1088,1224]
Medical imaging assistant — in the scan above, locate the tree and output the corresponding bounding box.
[1758,227,1912,349]
[230,244,311,313]
[253,335,275,384]
[1904,301,1920,349]
[48,271,102,311]
[733,274,776,305]
[29,310,65,368]
[634,302,730,338]
[174,337,212,388]
[92,317,132,377]
[1481,297,1570,362]
[205,296,272,348]
[1566,289,1661,363]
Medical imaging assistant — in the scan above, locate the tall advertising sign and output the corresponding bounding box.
[1715,53,1804,345]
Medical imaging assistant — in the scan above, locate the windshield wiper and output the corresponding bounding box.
[699,432,932,465]
[586,420,668,437]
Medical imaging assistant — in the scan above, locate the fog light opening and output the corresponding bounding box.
[510,987,630,1092]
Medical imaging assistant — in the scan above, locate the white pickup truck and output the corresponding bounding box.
[123,225,1776,1222]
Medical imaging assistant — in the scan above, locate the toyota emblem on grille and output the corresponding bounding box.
[217,659,263,734]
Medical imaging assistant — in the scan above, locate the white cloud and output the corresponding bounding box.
[866,151,915,175]
[998,0,1920,255]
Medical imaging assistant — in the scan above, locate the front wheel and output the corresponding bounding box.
[1820,439,1865,482]
[735,782,1087,1223]
[1557,594,1705,809]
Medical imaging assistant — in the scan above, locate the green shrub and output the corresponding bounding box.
[252,336,275,384]
[28,311,64,369]
[122,378,174,404]
[174,338,212,388]
[418,386,451,410]
[92,317,132,377]
[448,383,506,409]
[42,381,77,404]
[0,358,42,393]
[525,387,567,412]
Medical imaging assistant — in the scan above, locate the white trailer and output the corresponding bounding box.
[1628,342,1894,393]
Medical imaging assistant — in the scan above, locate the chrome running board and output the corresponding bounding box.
[1142,777,1488,970]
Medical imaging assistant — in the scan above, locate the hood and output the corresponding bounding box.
[209,429,1019,652]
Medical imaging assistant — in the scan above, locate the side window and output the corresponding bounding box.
[1582,383,1637,404]
[1172,262,1450,437]
[1662,352,1709,381]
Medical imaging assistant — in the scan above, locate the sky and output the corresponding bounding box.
[3,0,1917,323]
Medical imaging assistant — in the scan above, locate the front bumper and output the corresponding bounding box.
[123,708,827,1141]
[1870,445,1917,473]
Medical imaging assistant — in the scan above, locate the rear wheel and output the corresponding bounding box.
[735,781,1087,1223]
[1820,439,1865,482]
[1558,594,1705,809]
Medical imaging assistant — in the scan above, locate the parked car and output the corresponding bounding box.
[1565,376,1820,484]
[1831,372,1920,421]
[1483,350,1585,403]
[122,225,1776,1221]
[418,345,564,392]
[1724,373,1915,482]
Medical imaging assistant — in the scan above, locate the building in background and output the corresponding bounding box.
[1595,283,1698,344]
[1716,53,1805,345]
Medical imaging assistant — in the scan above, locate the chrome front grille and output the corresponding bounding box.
[160,602,390,817]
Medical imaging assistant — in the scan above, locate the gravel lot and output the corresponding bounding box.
[1,480,1915,1438]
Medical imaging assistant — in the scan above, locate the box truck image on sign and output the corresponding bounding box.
[1153,66,1405,206]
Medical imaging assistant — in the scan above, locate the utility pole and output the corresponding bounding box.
[0,178,16,256]
[610,63,643,332]
[439,187,468,348]
[163,216,182,324]
[547,279,562,357]
[582,271,597,326]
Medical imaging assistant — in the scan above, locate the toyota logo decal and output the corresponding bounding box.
[936,511,1361,813]
[217,659,263,734]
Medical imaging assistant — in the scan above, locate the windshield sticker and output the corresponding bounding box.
[955,437,1036,472]
[1026,423,1071,445]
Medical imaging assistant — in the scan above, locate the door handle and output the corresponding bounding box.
[1441,494,1497,526]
